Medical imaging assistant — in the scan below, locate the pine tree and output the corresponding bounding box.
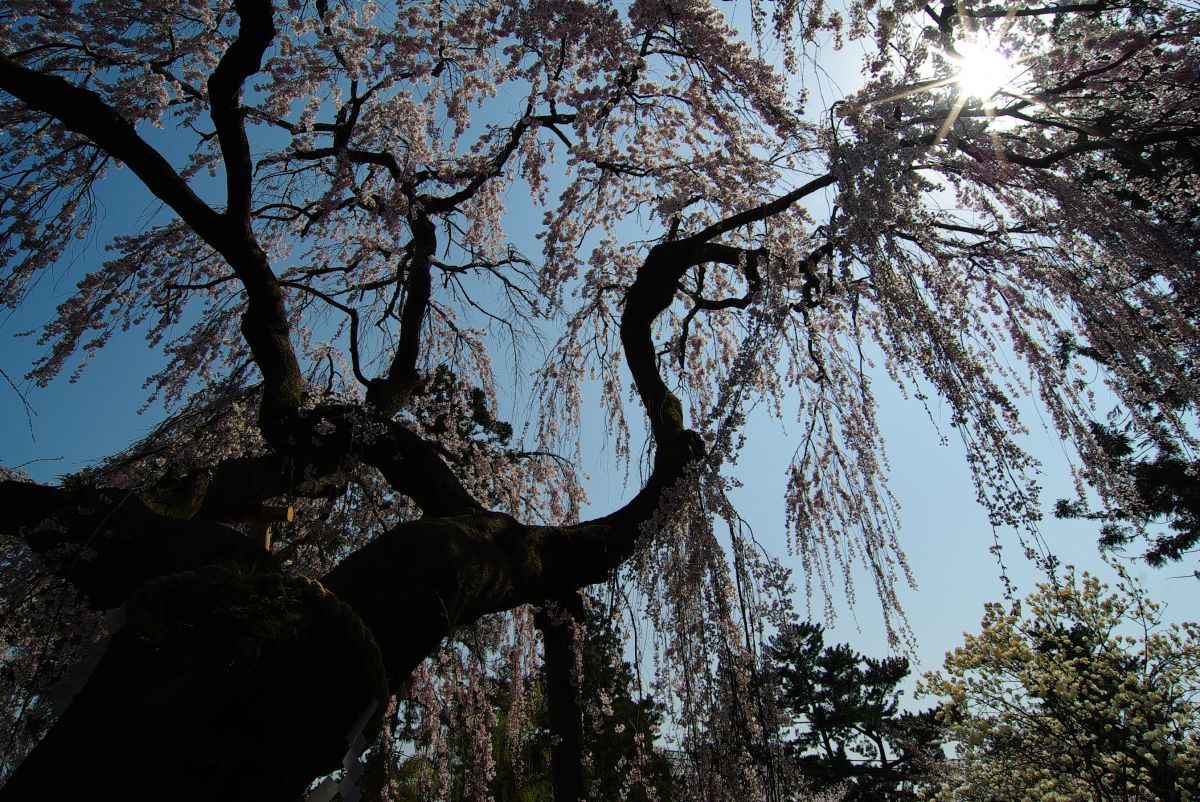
[769,624,945,801]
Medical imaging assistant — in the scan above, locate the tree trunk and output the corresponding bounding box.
[536,598,588,802]
[0,567,386,802]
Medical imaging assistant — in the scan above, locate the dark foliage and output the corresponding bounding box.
[1055,417,1200,570]
[356,601,674,802]
[768,623,945,802]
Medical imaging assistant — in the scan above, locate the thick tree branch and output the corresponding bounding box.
[0,406,484,573]
[318,511,617,686]
[0,56,224,243]
[0,2,305,424]
[208,0,274,225]
[286,145,403,180]
[362,421,486,516]
[954,130,1188,169]
[207,0,305,423]
[0,480,271,609]
[965,1,1109,18]
[365,216,437,416]
[689,173,837,244]
[620,240,754,450]
[145,404,485,519]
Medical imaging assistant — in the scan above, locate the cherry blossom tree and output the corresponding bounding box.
[0,0,1197,798]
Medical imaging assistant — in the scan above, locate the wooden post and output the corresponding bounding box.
[219,504,293,551]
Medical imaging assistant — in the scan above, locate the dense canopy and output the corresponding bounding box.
[0,0,1197,798]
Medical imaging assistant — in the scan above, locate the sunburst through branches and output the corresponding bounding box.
[930,32,1032,140]
[950,36,1021,106]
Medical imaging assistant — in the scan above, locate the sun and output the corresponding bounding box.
[951,37,1021,105]
[873,28,1035,142]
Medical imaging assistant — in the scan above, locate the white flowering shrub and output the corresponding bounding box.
[920,570,1200,802]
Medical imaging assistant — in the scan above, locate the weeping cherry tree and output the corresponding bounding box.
[0,0,1197,798]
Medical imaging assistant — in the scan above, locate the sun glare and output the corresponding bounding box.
[952,39,1020,104]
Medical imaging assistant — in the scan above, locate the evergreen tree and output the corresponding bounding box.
[768,624,945,801]
[1055,412,1200,572]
